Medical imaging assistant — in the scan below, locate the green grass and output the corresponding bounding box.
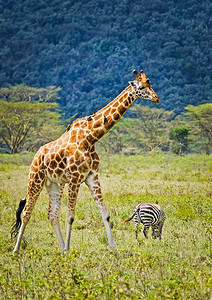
[0,153,211,299]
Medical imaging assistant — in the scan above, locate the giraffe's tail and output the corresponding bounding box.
[123,212,136,224]
[11,197,26,239]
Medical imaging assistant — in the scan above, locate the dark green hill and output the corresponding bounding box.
[0,0,211,117]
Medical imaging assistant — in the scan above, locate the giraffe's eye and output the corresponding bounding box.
[139,87,145,91]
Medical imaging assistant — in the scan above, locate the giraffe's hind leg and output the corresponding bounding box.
[13,172,45,253]
[46,181,65,250]
[64,181,80,251]
[85,171,115,250]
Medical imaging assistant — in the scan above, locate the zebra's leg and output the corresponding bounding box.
[46,181,65,250]
[158,222,164,240]
[143,224,150,239]
[85,171,115,250]
[152,224,161,239]
[64,181,80,251]
[134,215,140,239]
[151,225,157,239]
[158,230,162,240]
[135,224,139,239]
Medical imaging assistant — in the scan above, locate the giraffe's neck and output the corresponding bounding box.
[87,85,136,144]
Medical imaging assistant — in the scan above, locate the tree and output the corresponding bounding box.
[184,104,212,154]
[130,105,174,152]
[0,84,61,103]
[0,0,211,117]
[97,106,174,154]
[169,126,190,155]
[0,85,64,153]
[97,118,138,154]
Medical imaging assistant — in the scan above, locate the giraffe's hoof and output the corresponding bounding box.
[109,243,116,250]
[62,247,70,252]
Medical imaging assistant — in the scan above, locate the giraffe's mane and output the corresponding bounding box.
[97,85,132,114]
[67,116,88,131]
[66,84,132,132]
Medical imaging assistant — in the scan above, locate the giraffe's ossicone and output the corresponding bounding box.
[11,70,159,253]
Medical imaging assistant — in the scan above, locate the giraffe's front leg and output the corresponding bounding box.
[64,182,80,251]
[85,172,115,250]
[46,182,65,250]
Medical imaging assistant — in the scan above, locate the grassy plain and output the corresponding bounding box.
[0,153,211,299]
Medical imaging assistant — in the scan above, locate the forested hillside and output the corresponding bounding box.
[0,0,211,118]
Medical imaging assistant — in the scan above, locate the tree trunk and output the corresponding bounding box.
[10,147,19,154]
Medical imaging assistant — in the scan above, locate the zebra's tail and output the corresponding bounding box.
[123,212,136,224]
[11,197,27,239]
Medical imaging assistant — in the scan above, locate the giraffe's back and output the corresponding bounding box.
[29,127,98,185]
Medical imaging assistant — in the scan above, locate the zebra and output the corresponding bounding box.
[123,202,166,240]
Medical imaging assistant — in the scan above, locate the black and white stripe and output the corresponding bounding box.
[123,203,166,239]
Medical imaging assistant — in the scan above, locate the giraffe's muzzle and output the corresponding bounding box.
[152,96,159,104]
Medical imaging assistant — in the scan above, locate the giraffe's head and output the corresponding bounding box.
[129,70,159,103]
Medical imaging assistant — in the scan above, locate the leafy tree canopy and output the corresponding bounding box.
[184,104,212,154]
[0,0,211,118]
[0,84,61,103]
[0,85,64,153]
[98,105,174,153]
[169,126,190,155]
[131,105,174,151]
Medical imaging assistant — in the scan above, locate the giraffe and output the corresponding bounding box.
[11,70,159,253]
